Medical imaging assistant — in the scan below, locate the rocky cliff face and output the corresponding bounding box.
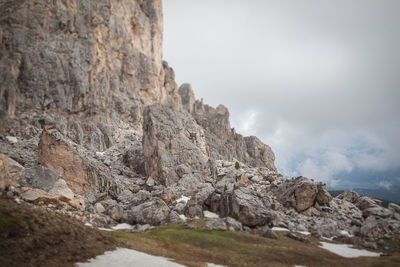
[1,0,399,250]
[0,0,177,127]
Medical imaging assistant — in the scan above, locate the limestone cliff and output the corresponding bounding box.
[0,0,178,126]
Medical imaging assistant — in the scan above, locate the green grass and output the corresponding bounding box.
[106,223,400,267]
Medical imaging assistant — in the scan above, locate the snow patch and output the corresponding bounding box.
[204,211,219,218]
[6,136,18,144]
[179,214,187,222]
[296,231,311,236]
[272,227,289,232]
[339,230,353,237]
[76,248,185,267]
[97,227,113,232]
[112,223,134,231]
[177,195,190,204]
[84,223,93,227]
[319,242,380,258]
[207,263,227,267]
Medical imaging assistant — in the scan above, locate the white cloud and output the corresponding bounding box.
[378,181,392,191]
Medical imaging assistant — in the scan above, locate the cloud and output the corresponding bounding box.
[163,1,400,189]
[378,181,392,191]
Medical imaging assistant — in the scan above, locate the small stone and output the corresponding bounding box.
[6,136,18,144]
[95,202,106,213]
[146,177,155,187]
[263,228,278,239]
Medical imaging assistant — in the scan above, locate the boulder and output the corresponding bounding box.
[21,188,58,203]
[337,190,360,203]
[205,218,228,231]
[225,217,243,231]
[262,227,278,239]
[95,203,106,214]
[285,232,310,243]
[388,203,400,214]
[128,199,170,226]
[184,198,203,218]
[273,177,318,212]
[19,166,60,192]
[0,153,24,190]
[48,179,74,201]
[38,128,98,193]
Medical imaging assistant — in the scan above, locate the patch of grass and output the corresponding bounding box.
[231,211,240,221]
[0,197,118,267]
[235,161,240,169]
[107,224,400,267]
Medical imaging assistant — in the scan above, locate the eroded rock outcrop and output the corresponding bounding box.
[178,84,276,171]
[143,99,209,185]
[272,176,332,212]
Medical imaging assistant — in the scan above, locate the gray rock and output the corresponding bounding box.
[95,203,106,214]
[388,203,400,214]
[107,205,124,221]
[19,166,60,192]
[128,199,170,226]
[362,240,378,250]
[225,217,243,231]
[273,176,331,212]
[285,232,310,243]
[337,190,360,203]
[48,179,74,200]
[263,227,278,239]
[146,177,155,187]
[142,101,209,186]
[184,198,203,219]
[131,224,153,233]
[205,218,228,231]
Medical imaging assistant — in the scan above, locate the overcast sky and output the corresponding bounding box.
[163,0,400,190]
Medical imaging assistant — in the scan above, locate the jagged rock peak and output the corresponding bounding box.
[178,83,276,171]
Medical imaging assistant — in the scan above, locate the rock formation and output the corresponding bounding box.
[0,0,399,251]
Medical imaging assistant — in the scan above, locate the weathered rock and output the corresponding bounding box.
[389,203,400,214]
[128,199,170,226]
[143,101,209,185]
[178,84,196,114]
[273,177,318,212]
[19,166,60,192]
[0,0,176,126]
[68,195,85,210]
[184,198,203,219]
[262,227,278,239]
[225,217,243,231]
[48,179,75,201]
[360,216,380,239]
[0,153,24,190]
[107,205,124,221]
[38,128,98,193]
[179,85,277,171]
[355,196,380,211]
[337,190,361,203]
[285,232,310,243]
[316,183,332,205]
[205,218,228,231]
[21,188,58,203]
[95,203,106,214]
